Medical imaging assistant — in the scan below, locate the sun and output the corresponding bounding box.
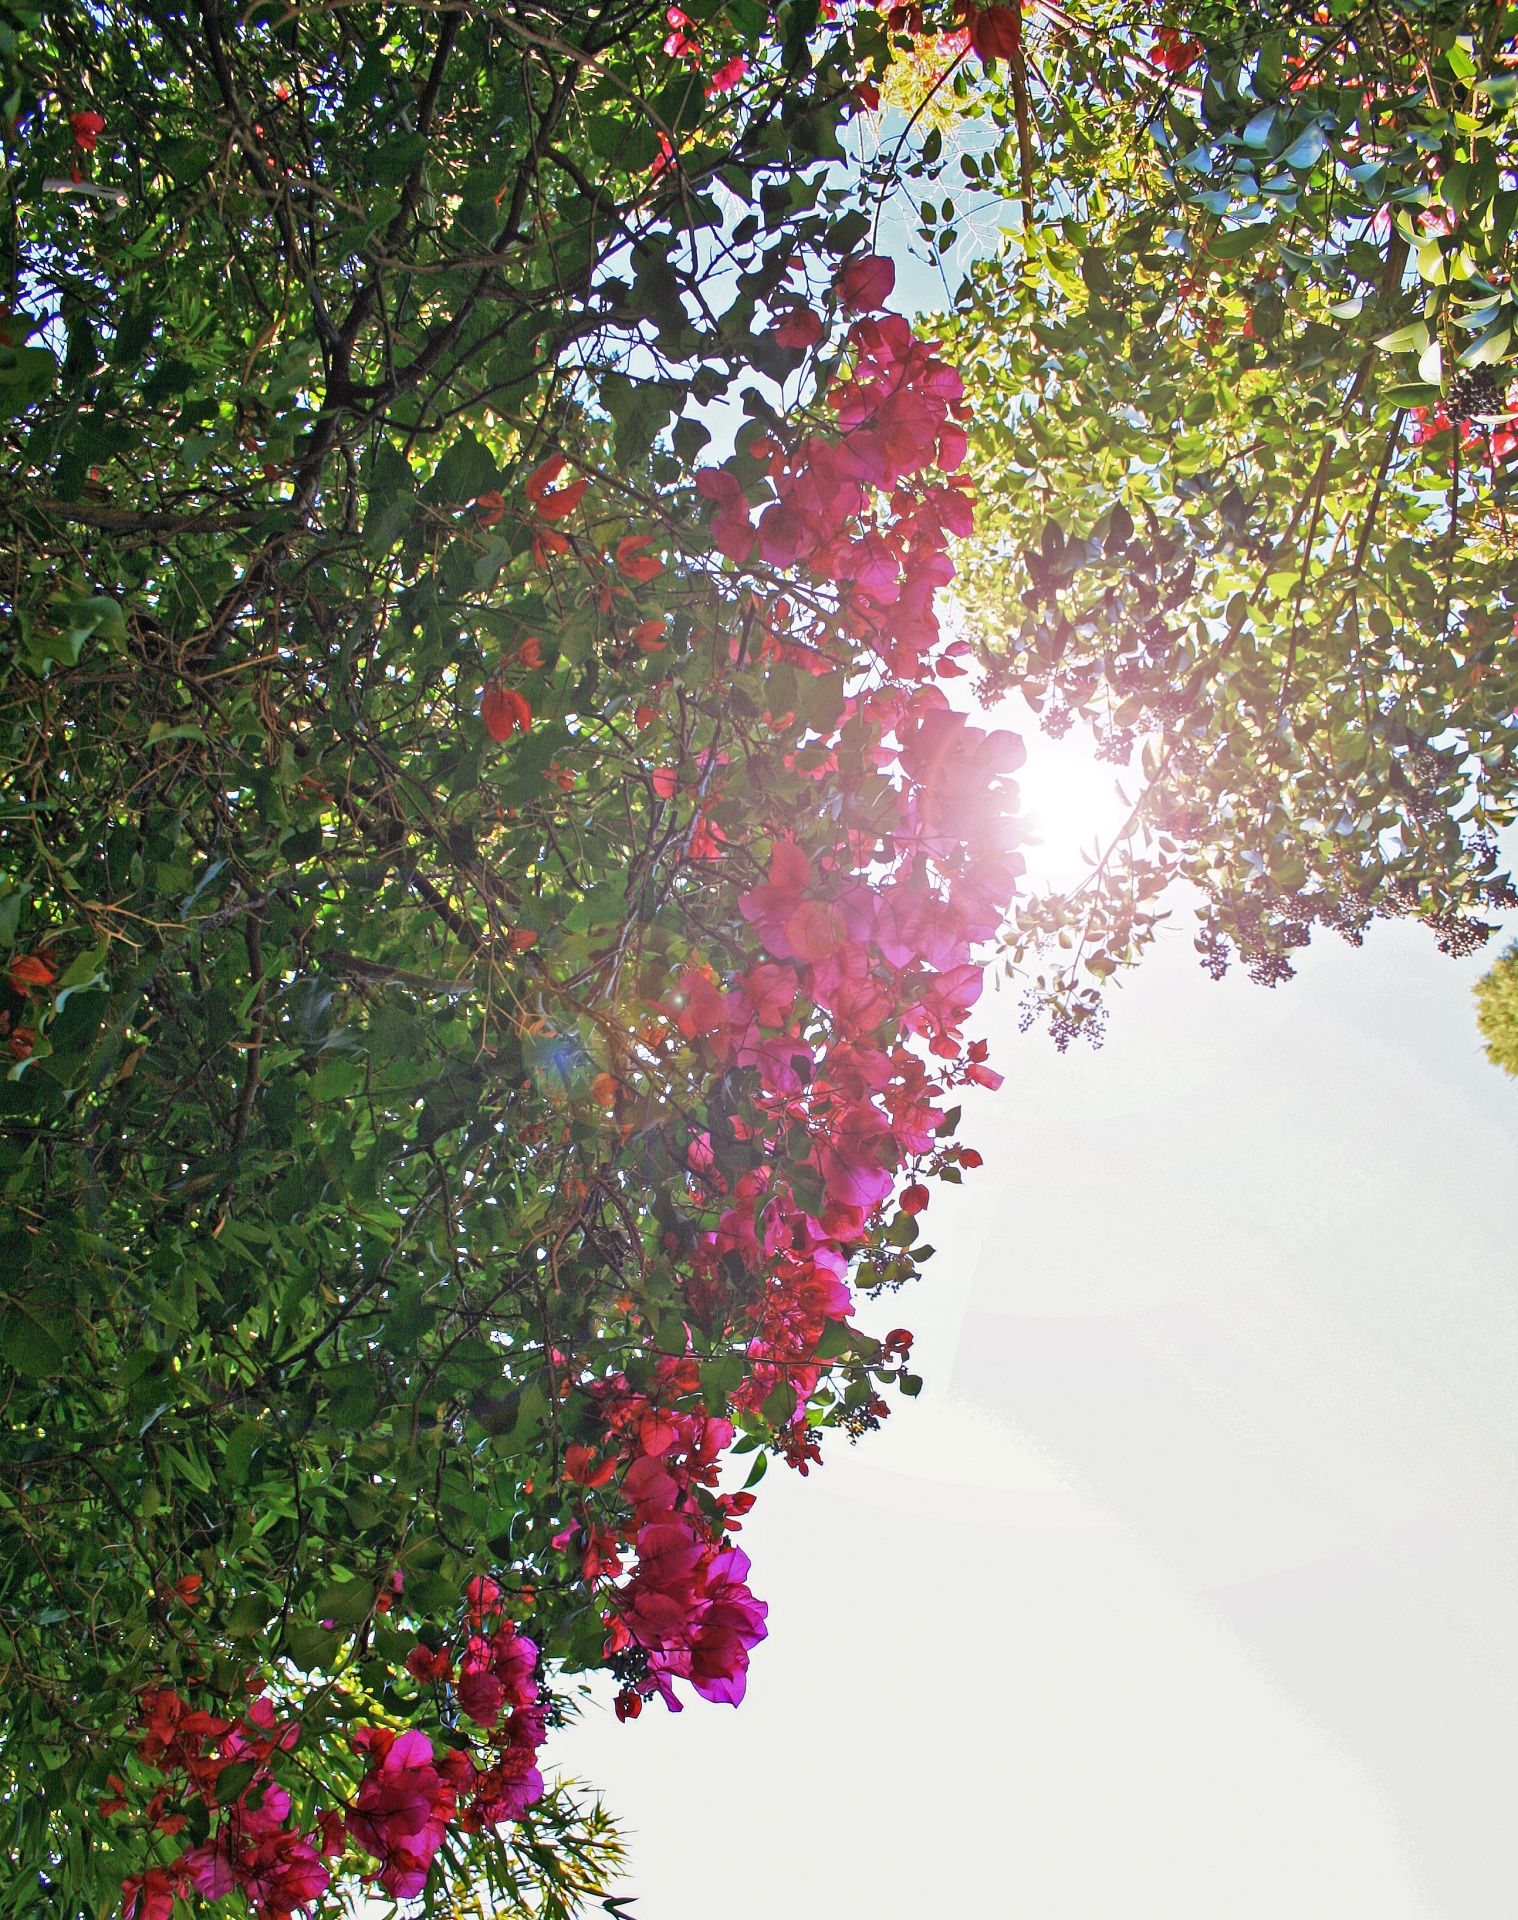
[972,688,1139,890]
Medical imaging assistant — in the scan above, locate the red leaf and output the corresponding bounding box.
[957,1,1021,62]
[8,955,55,991]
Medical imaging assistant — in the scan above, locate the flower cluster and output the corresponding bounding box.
[112,1589,547,1919]
[661,5,748,96]
[114,1693,334,1920]
[584,1380,769,1715]
[528,262,1018,1718]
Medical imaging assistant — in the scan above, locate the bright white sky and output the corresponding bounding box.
[544,702,1518,1919]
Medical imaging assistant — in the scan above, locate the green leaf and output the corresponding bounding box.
[224,1593,273,1639]
[284,1624,342,1672]
[216,1760,258,1805]
[1458,318,1511,369]
[0,344,57,413]
[1207,225,1266,261]
[367,133,427,188]
[313,1576,374,1628]
[0,1304,67,1375]
[1374,322,1430,355]
[427,428,497,505]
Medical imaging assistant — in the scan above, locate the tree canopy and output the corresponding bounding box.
[939,0,1518,1040]
[0,2,1011,1914]
[3,0,1518,1916]
[1474,940,1518,1072]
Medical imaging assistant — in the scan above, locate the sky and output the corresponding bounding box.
[543,707,1518,1920]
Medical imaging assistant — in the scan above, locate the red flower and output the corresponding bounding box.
[465,1574,501,1614]
[1154,23,1202,72]
[616,533,664,581]
[404,1643,453,1683]
[121,1870,180,1920]
[564,1442,619,1487]
[524,453,587,521]
[70,110,105,151]
[482,683,532,743]
[651,131,678,179]
[835,253,896,314]
[531,526,571,567]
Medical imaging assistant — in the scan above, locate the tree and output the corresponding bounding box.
[1474,942,1518,1074]
[0,3,1014,1915]
[935,0,1518,1040]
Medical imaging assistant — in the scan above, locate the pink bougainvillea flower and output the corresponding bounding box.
[738,840,814,958]
[696,466,755,561]
[240,1831,331,1918]
[772,303,824,350]
[457,1647,507,1730]
[835,253,896,314]
[346,1727,458,1899]
[663,6,702,62]
[705,55,748,97]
